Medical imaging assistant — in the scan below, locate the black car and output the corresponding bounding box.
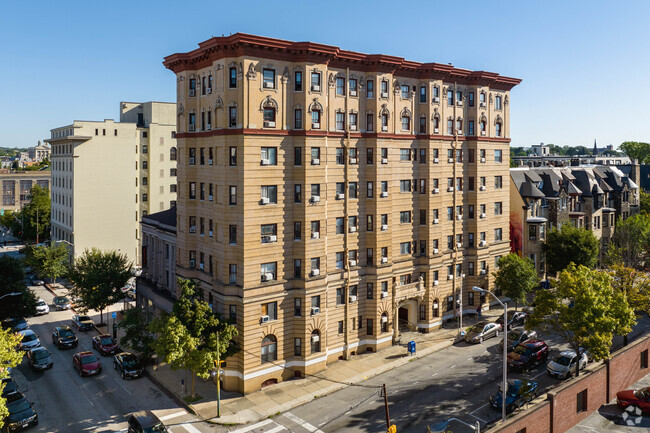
[1,392,38,432]
[52,296,71,311]
[127,410,168,433]
[27,347,53,371]
[71,315,95,332]
[500,329,538,352]
[507,339,549,371]
[51,326,78,349]
[3,318,28,333]
[495,311,528,330]
[113,352,144,379]
[1,378,19,398]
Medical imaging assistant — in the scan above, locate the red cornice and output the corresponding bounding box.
[163,33,521,90]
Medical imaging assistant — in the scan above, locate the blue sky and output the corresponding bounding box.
[1,0,648,149]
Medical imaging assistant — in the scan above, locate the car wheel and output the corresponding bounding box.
[79,368,83,377]
[479,336,484,343]
[121,370,125,379]
[113,361,117,370]
[495,330,499,338]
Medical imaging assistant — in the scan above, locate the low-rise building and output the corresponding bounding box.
[0,170,50,212]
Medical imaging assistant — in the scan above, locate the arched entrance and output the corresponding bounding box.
[397,299,418,332]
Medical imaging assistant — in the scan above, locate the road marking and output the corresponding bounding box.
[283,412,324,433]
[532,371,546,379]
[180,422,202,433]
[432,373,439,377]
[413,381,419,385]
[229,419,275,433]
[116,380,132,396]
[470,413,487,423]
[467,357,472,361]
[266,426,287,433]
[159,410,187,421]
[450,365,456,369]
[470,403,488,414]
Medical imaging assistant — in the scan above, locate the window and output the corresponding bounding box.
[400,180,411,192]
[401,115,410,131]
[263,108,275,125]
[229,147,237,166]
[495,122,502,137]
[495,95,503,110]
[480,120,486,134]
[447,207,453,221]
[336,217,344,234]
[311,71,321,91]
[336,252,344,269]
[338,321,344,334]
[468,121,475,136]
[381,313,388,333]
[336,288,344,305]
[400,149,411,161]
[336,77,345,95]
[294,184,302,203]
[294,109,303,129]
[447,88,454,106]
[468,233,475,247]
[261,147,277,165]
[294,147,302,166]
[420,179,426,194]
[366,79,374,98]
[495,228,503,241]
[495,149,503,163]
[349,79,357,96]
[381,181,388,195]
[348,182,358,198]
[229,225,237,244]
[642,350,648,369]
[367,113,374,132]
[261,224,277,242]
[294,221,302,240]
[170,168,177,177]
[311,110,321,128]
[311,184,320,199]
[400,211,411,224]
[420,209,427,225]
[419,85,427,103]
[170,147,177,161]
[495,176,503,189]
[380,80,388,96]
[189,182,196,199]
[447,236,454,250]
[335,112,345,130]
[229,186,237,205]
[229,305,236,322]
[367,182,374,198]
[381,113,388,130]
[260,262,277,281]
[401,85,410,98]
[468,205,475,219]
[348,216,358,231]
[433,85,440,100]
[311,330,321,353]
[576,390,587,413]
[189,78,196,96]
[294,70,303,91]
[188,148,196,165]
[469,92,475,107]
[495,202,503,215]
[293,259,301,278]
[261,335,277,363]
[229,264,237,284]
[142,177,148,186]
[336,148,344,165]
[367,319,374,335]
[294,338,302,357]
[311,257,320,274]
[349,112,357,130]
[468,291,475,306]
[419,117,426,134]
[229,67,237,88]
[229,107,237,127]
[367,283,374,299]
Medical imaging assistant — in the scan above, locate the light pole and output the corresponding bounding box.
[0,292,22,301]
[430,417,480,433]
[473,286,508,423]
[459,273,466,336]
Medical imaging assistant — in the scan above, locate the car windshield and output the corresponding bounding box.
[78,316,91,321]
[81,355,98,364]
[468,324,484,333]
[513,346,531,356]
[554,355,573,366]
[634,388,650,399]
[36,301,46,306]
[143,424,168,433]
[55,297,69,304]
[7,398,30,413]
[59,329,74,338]
[123,356,139,368]
[22,333,37,342]
[34,350,50,360]
[100,337,114,345]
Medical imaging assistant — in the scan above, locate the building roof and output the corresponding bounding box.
[141,207,176,233]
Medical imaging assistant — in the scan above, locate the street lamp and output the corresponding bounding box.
[430,418,480,433]
[458,273,466,336]
[472,286,508,423]
[0,292,22,301]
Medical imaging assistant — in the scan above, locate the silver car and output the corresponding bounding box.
[464,321,503,344]
[35,299,49,315]
[547,350,588,379]
[18,330,41,351]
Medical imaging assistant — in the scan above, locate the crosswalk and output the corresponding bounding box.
[228,412,324,433]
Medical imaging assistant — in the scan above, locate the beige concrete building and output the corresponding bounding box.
[28,142,51,162]
[164,33,521,393]
[0,170,50,212]
[46,101,177,264]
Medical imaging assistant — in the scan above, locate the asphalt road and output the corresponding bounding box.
[12,285,215,433]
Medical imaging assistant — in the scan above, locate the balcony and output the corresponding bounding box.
[393,277,425,303]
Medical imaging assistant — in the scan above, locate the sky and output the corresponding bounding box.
[1,0,649,149]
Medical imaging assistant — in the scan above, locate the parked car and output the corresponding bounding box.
[4,318,28,332]
[617,386,650,412]
[495,311,528,330]
[35,299,49,315]
[507,339,549,371]
[113,352,144,379]
[1,378,19,398]
[72,351,102,377]
[31,279,44,286]
[500,329,538,352]
[546,350,588,379]
[27,347,53,371]
[127,410,168,433]
[464,321,502,344]
[52,326,78,349]
[52,296,71,310]
[71,314,95,332]
[92,334,120,356]
[489,379,539,413]
[2,392,38,432]
[17,330,40,351]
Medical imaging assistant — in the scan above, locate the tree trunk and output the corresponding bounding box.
[191,371,197,398]
[99,308,103,325]
[624,334,629,346]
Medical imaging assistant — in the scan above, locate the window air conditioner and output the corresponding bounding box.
[269,235,277,242]
[381,257,388,264]
[312,334,320,342]
[263,121,275,128]
[381,92,388,98]
[448,157,454,163]
[480,269,487,275]
[312,122,320,129]
[457,215,463,220]
[209,230,213,237]
[189,157,195,165]
[433,248,439,254]
[433,188,439,194]
[189,226,196,233]
[263,82,274,89]
[189,124,196,131]
[189,89,196,97]
[481,131,486,136]
[381,224,388,231]
[199,263,204,270]
[189,259,196,268]
[208,195,213,201]
[447,187,454,192]
[349,295,357,302]
[480,186,486,191]
[457,242,462,248]
[381,191,388,198]
[206,124,211,131]
[433,280,439,286]
[381,125,388,132]
[311,269,320,277]
[261,273,274,282]
[381,292,388,298]
[311,307,320,315]
[481,157,486,163]
[261,197,270,205]
[381,316,388,323]
[349,226,357,233]
[349,157,357,164]
[350,90,357,96]
[447,274,453,280]
[480,240,487,247]
[261,158,270,166]
[480,213,486,219]
[207,87,212,94]
[480,102,486,108]
[311,232,320,239]
[311,195,320,203]
[311,158,320,165]
[433,97,440,103]
[261,315,270,323]
[433,157,439,163]
[336,193,345,200]
[433,218,439,224]
[457,101,463,106]
[381,158,388,164]
[434,128,439,133]
[312,85,320,91]
[349,259,357,267]
[350,125,357,131]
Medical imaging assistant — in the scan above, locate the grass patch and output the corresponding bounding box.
[182,394,203,404]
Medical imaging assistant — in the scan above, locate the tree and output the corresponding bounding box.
[24,243,69,283]
[542,224,599,274]
[619,141,650,164]
[640,191,650,216]
[527,264,635,373]
[150,279,238,398]
[0,328,23,428]
[609,265,650,345]
[67,248,132,324]
[493,253,538,311]
[0,256,36,320]
[0,185,50,243]
[117,307,156,362]
[605,214,650,270]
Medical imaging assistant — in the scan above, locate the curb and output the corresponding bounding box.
[144,368,197,416]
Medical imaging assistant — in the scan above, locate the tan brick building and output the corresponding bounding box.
[164,33,521,393]
[0,170,50,212]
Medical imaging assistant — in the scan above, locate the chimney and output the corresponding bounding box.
[630,159,641,187]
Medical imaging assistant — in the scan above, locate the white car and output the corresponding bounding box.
[18,330,41,351]
[35,299,49,315]
[547,350,588,379]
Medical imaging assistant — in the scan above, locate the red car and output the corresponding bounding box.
[507,339,549,372]
[617,386,650,412]
[73,351,102,376]
[92,334,120,356]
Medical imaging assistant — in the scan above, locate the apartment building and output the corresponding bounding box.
[164,33,521,393]
[141,206,178,299]
[0,170,50,212]
[46,101,177,264]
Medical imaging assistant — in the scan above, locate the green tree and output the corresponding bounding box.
[0,256,36,320]
[640,191,650,216]
[619,141,650,164]
[117,307,156,362]
[493,253,538,311]
[0,327,24,429]
[1,185,51,243]
[24,243,69,283]
[527,264,635,372]
[542,224,599,274]
[605,214,650,270]
[67,248,132,324]
[609,265,650,346]
[150,279,238,398]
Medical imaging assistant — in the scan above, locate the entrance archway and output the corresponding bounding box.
[397,300,418,332]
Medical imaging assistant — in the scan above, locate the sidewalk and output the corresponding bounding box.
[146,307,505,426]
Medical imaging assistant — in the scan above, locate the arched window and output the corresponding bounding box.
[311,330,321,353]
[261,335,277,364]
[432,298,440,317]
[170,147,177,161]
[495,121,502,137]
[381,312,389,333]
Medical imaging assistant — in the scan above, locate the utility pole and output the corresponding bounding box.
[216,331,221,417]
[382,384,391,429]
[36,207,39,244]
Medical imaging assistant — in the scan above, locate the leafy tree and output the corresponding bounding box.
[0,185,50,242]
[150,279,238,398]
[0,256,36,320]
[620,141,650,164]
[0,327,24,429]
[67,248,132,324]
[493,253,538,311]
[117,307,156,362]
[24,243,69,283]
[640,191,650,216]
[609,265,650,345]
[542,224,599,274]
[605,214,650,270]
[527,264,635,373]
